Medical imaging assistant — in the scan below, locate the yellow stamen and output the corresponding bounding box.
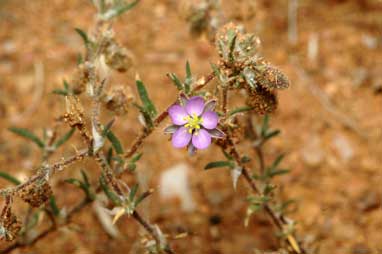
[184,114,203,134]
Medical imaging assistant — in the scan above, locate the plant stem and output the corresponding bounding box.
[222,134,305,254]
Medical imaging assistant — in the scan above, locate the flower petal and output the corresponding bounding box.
[201,111,218,129]
[168,105,188,125]
[186,96,205,116]
[172,127,192,148]
[192,129,211,150]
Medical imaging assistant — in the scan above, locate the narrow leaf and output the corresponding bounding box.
[130,153,142,163]
[205,161,234,170]
[80,169,90,186]
[264,129,280,141]
[136,80,157,118]
[9,127,45,149]
[106,131,124,154]
[0,171,21,185]
[102,119,116,137]
[229,106,254,116]
[167,73,183,91]
[129,184,139,201]
[49,196,60,216]
[100,0,140,20]
[52,89,69,96]
[184,61,192,94]
[261,114,270,137]
[75,28,90,46]
[54,128,75,148]
[100,175,121,205]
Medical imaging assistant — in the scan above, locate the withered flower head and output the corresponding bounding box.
[246,86,278,115]
[104,85,134,116]
[17,178,53,208]
[0,197,21,241]
[104,39,133,73]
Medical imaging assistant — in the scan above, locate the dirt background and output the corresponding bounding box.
[0,0,381,253]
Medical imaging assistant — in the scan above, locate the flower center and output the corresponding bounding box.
[184,114,203,133]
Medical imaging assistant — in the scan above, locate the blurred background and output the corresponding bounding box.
[0,0,381,253]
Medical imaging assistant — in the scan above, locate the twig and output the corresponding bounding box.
[0,149,89,197]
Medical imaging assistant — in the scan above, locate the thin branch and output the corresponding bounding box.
[0,149,89,197]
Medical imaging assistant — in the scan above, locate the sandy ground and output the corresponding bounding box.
[0,0,381,253]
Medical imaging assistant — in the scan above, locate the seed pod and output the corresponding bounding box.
[104,86,134,116]
[246,86,278,114]
[0,197,21,241]
[17,179,53,208]
[254,63,290,90]
[71,64,90,95]
[105,41,133,73]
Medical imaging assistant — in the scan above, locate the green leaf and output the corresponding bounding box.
[65,178,82,187]
[65,176,94,201]
[268,168,290,177]
[77,53,83,65]
[100,0,140,20]
[49,196,60,216]
[261,114,270,137]
[184,61,192,94]
[106,131,124,154]
[167,73,183,91]
[54,128,75,148]
[99,174,121,205]
[63,80,70,91]
[136,80,157,118]
[227,32,237,62]
[271,154,285,169]
[106,147,113,165]
[222,149,233,160]
[80,169,90,186]
[130,153,142,163]
[264,129,280,141]
[0,171,21,185]
[204,161,234,170]
[129,184,139,201]
[263,184,276,195]
[75,28,90,47]
[101,119,116,137]
[52,89,69,96]
[9,127,45,149]
[229,106,254,116]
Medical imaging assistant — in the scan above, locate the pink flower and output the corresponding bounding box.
[165,96,225,153]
